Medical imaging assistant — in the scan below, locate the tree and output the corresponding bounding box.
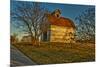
[11,1,49,44]
[75,8,95,42]
[10,33,18,44]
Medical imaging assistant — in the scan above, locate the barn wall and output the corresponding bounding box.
[50,25,75,43]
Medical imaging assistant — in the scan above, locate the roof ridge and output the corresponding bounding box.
[47,14,75,28]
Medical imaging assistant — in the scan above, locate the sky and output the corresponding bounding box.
[10,0,95,38]
[41,2,94,20]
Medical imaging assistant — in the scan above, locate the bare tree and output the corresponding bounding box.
[10,33,18,44]
[75,8,95,42]
[11,1,49,45]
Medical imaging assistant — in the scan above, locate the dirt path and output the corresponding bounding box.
[10,45,37,66]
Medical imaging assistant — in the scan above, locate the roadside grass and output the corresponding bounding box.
[12,42,95,65]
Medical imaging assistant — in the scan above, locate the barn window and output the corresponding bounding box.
[55,14,60,18]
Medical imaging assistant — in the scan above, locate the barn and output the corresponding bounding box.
[40,9,76,43]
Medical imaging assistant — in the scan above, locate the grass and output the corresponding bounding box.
[12,42,95,65]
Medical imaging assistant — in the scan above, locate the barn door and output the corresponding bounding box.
[43,32,48,41]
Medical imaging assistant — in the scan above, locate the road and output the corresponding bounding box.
[10,45,37,67]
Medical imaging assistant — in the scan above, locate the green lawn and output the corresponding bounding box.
[13,42,95,65]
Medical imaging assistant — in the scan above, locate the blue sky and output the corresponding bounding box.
[11,1,95,36]
[41,2,94,21]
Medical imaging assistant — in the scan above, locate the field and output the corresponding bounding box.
[13,42,95,65]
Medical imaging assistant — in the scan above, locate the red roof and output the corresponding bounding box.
[47,14,75,28]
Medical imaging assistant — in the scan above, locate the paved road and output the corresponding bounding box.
[10,45,37,67]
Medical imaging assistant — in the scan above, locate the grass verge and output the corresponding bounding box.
[12,42,95,65]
